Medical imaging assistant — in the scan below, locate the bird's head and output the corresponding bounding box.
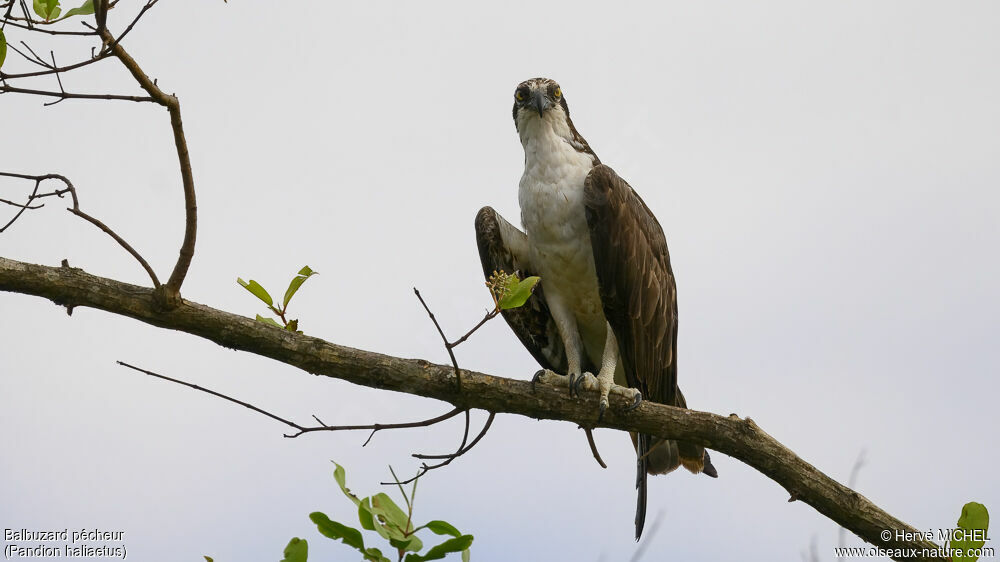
[512,77,569,128]
[512,77,597,160]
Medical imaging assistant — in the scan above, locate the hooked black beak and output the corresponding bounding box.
[530,90,548,118]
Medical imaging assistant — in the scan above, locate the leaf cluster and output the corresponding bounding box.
[31,0,94,23]
[237,266,317,333]
[306,462,473,562]
[1,1,103,71]
[485,270,539,311]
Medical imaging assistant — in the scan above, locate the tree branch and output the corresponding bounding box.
[101,28,196,307]
[0,256,947,561]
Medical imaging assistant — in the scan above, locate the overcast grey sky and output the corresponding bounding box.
[2,1,998,560]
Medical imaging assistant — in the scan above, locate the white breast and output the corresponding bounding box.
[517,114,608,361]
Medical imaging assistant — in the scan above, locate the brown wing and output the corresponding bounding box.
[475,206,598,374]
[585,166,717,540]
[583,165,678,407]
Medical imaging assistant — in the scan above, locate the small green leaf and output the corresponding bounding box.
[390,534,424,553]
[286,319,299,332]
[280,537,308,562]
[371,492,411,534]
[255,314,282,328]
[33,0,61,20]
[0,29,7,70]
[57,0,93,19]
[358,497,377,531]
[952,502,989,562]
[498,276,540,309]
[237,277,273,306]
[422,520,461,538]
[283,265,318,309]
[332,462,361,506]
[310,512,366,552]
[404,535,474,562]
[203,558,214,562]
[362,547,391,562]
[462,549,470,562]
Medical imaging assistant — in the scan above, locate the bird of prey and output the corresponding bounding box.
[475,77,718,540]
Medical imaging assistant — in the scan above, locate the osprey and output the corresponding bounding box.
[475,78,718,540]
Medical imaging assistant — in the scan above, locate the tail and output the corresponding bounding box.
[633,389,719,540]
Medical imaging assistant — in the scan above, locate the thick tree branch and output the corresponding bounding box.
[0,256,946,561]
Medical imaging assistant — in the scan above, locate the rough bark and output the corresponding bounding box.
[0,256,946,561]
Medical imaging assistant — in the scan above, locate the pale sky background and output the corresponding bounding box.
[1,1,998,560]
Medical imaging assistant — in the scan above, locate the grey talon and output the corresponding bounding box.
[598,402,607,422]
[531,369,545,391]
[625,393,642,411]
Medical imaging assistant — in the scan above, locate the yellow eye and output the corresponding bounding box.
[554,87,561,98]
[515,90,525,101]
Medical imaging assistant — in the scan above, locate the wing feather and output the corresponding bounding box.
[583,165,677,406]
[475,206,599,374]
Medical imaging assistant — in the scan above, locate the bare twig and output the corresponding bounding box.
[0,84,154,102]
[0,172,160,288]
[115,361,467,443]
[413,287,465,391]
[585,427,608,469]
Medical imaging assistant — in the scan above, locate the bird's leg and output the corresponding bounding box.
[532,294,585,396]
[576,323,641,420]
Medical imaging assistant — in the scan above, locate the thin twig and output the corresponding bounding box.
[389,412,496,486]
[115,361,466,442]
[585,428,608,469]
[117,361,305,429]
[413,287,463,391]
[0,84,155,102]
[0,172,160,288]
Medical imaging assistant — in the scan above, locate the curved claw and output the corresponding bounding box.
[598,400,607,423]
[531,369,545,391]
[568,373,578,397]
[624,391,643,412]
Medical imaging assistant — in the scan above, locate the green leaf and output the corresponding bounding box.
[203,558,214,562]
[32,0,61,20]
[0,29,7,70]
[280,537,308,562]
[357,497,377,532]
[331,462,378,531]
[404,535,474,562]
[498,276,539,310]
[390,534,424,553]
[952,502,989,562]
[58,0,93,19]
[423,521,461,538]
[362,547,391,562]
[462,549,470,562]
[237,277,273,306]
[371,492,411,535]
[332,462,361,506]
[255,314,282,328]
[285,319,299,332]
[309,512,366,552]
[283,265,318,309]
